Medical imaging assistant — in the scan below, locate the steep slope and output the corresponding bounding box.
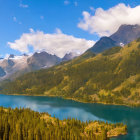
[1,39,140,106]
[62,52,79,61]
[8,54,15,58]
[0,52,61,81]
[0,107,127,140]
[88,24,140,54]
[88,37,118,53]
[0,59,15,72]
[27,51,61,70]
[0,67,6,77]
[0,55,29,80]
[110,24,140,45]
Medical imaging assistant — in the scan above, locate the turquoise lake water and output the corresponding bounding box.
[0,94,140,140]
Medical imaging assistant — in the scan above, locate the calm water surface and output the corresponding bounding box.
[0,94,140,140]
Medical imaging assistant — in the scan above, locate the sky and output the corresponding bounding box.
[0,0,140,58]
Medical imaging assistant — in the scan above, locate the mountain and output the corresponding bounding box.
[62,52,79,61]
[0,51,82,81]
[2,38,140,106]
[8,54,15,59]
[0,52,61,81]
[88,37,118,53]
[0,67,6,77]
[0,59,15,72]
[0,55,29,80]
[110,24,140,45]
[1,24,139,81]
[27,51,61,70]
[88,24,140,53]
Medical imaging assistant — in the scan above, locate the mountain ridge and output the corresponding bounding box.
[88,37,118,53]
[1,24,140,81]
[0,51,79,81]
[88,24,140,53]
[1,38,140,106]
[110,24,140,45]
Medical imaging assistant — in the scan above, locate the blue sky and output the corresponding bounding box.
[0,0,140,57]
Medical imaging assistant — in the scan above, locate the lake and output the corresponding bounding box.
[0,94,140,140]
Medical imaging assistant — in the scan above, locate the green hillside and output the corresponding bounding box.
[1,39,140,106]
[0,107,127,140]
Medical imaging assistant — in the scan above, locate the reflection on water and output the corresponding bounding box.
[0,94,140,140]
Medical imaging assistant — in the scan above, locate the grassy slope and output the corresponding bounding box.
[0,107,127,140]
[1,39,140,106]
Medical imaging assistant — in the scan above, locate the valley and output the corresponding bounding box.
[1,38,140,107]
[1,1,140,139]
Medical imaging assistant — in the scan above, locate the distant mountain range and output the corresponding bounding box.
[62,52,79,61]
[2,38,140,106]
[0,24,140,83]
[27,52,61,70]
[0,51,79,81]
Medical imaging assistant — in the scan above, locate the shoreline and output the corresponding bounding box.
[0,94,128,139]
[0,106,127,139]
[0,93,139,108]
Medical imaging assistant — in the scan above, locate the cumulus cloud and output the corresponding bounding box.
[7,29,95,58]
[78,3,140,36]
[55,28,62,34]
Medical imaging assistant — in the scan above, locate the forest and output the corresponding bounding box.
[1,39,140,106]
[0,107,127,140]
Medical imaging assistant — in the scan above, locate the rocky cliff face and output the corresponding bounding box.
[27,52,61,70]
[0,67,6,77]
[110,24,140,45]
[88,37,117,53]
[62,52,79,61]
[0,52,62,81]
[88,24,140,53]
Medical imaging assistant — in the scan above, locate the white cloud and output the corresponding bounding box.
[19,3,28,8]
[7,29,95,58]
[64,0,70,5]
[78,3,140,36]
[4,54,10,59]
[29,28,34,33]
[55,28,62,34]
